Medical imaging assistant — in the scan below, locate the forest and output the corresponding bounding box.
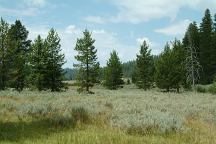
[0,8,216,144]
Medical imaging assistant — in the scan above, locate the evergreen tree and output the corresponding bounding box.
[44,29,65,92]
[212,14,216,79]
[155,41,185,92]
[199,9,214,84]
[134,40,154,90]
[0,18,9,90]
[104,50,124,90]
[74,29,100,93]
[7,20,31,92]
[29,35,46,91]
[183,22,200,60]
[171,40,186,92]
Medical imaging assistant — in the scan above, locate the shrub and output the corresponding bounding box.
[71,107,90,124]
[126,79,131,85]
[195,85,207,93]
[208,83,216,94]
[105,102,113,109]
[51,115,75,128]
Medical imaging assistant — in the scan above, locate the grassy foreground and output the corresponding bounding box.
[0,85,216,144]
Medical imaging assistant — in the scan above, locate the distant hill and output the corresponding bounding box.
[63,68,78,81]
[63,61,136,81]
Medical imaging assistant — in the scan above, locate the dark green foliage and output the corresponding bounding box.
[133,41,154,90]
[104,50,124,90]
[0,18,9,90]
[208,83,216,94]
[195,85,207,93]
[155,41,185,92]
[29,35,46,91]
[7,20,31,92]
[43,29,65,92]
[199,9,214,84]
[212,14,216,82]
[74,29,100,93]
[183,22,200,59]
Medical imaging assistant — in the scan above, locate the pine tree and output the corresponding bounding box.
[212,14,216,79]
[199,9,214,84]
[171,40,186,92]
[29,35,46,91]
[155,41,185,92]
[44,29,65,92]
[134,40,154,90]
[104,50,124,90]
[7,20,31,92]
[183,22,200,60]
[0,18,9,90]
[74,29,100,93]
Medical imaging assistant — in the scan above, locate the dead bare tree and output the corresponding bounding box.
[185,33,202,88]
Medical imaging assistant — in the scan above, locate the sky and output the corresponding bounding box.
[0,0,216,68]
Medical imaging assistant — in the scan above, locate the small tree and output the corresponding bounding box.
[74,29,100,93]
[44,29,65,92]
[104,50,124,89]
[134,40,154,90]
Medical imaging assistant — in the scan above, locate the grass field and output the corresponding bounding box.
[0,85,216,144]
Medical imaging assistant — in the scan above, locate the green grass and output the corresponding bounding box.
[0,85,216,143]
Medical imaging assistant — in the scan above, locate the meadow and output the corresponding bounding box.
[0,85,216,144]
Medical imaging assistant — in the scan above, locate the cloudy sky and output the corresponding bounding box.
[0,0,216,68]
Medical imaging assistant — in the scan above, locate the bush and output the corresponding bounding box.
[126,79,131,85]
[208,83,216,94]
[71,107,90,124]
[51,115,75,128]
[195,85,207,93]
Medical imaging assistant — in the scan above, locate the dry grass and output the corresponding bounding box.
[0,85,216,143]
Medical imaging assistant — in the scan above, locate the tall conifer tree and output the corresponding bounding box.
[74,29,100,93]
[134,40,154,90]
[0,18,9,90]
[199,9,214,84]
[7,20,31,92]
[29,35,46,91]
[44,29,65,92]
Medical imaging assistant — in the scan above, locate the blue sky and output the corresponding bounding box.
[0,0,216,68]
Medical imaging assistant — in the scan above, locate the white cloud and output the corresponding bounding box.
[90,0,216,23]
[65,25,80,34]
[27,24,137,68]
[136,37,161,54]
[0,7,39,16]
[0,0,47,17]
[84,16,105,24]
[24,0,47,7]
[155,19,191,36]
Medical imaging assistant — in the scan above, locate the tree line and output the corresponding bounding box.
[0,8,216,93]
